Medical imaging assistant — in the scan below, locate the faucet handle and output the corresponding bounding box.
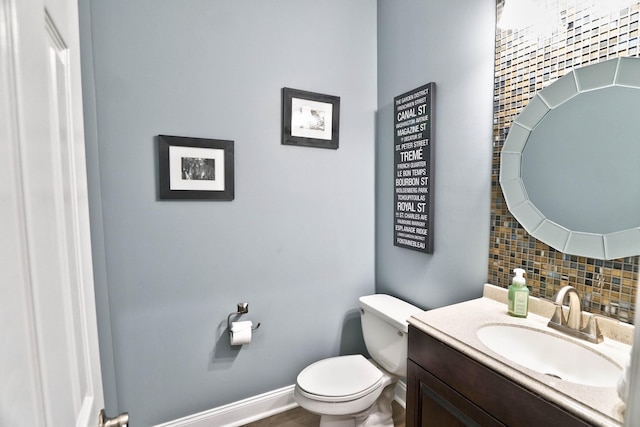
[580,315,604,344]
[548,304,566,326]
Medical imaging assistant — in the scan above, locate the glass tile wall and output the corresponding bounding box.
[490,0,639,323]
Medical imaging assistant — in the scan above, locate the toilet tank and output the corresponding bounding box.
[359,294,422,376]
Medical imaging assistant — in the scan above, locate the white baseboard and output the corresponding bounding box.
[153,385,298,427]
[154,381,407,427]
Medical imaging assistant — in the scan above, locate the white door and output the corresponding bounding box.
[0,0,117,426]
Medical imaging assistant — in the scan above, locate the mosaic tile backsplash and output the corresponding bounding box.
[490,0,639,323]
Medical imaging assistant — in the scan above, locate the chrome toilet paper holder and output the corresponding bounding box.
[227,302,261,331]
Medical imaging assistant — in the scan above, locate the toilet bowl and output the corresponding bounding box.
[295,355,391,416]
[294,294,422,427]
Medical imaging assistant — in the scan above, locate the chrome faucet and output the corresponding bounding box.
[547,285,603,344]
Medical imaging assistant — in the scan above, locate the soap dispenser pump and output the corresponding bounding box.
[508,268,529,318]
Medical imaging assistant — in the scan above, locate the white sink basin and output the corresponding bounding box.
[476,324,621,387]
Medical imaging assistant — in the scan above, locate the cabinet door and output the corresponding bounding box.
[407,360,504,427]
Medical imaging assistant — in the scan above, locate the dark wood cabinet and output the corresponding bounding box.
[407,325,592,427]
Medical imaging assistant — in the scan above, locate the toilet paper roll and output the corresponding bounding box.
[230,320,253,345]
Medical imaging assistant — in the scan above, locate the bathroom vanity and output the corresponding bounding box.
[406,285,632,427]
[407,327,592,426]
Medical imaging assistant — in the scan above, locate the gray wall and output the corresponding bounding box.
[375,0,496,309]
[80,1,377,425]
[81,0,497,425]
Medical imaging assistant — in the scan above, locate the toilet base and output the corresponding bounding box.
[317,383,396,427]
[318,415,356,427]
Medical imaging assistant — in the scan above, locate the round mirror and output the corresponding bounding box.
[500,57,640,260]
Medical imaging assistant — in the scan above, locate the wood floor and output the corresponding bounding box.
[242,401,405,427]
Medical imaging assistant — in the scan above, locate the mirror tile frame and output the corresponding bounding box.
[500,57,640,260]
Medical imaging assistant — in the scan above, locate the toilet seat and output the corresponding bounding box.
[296,355,384,402]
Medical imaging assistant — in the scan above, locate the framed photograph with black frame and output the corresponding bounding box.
[282,87,340,149]
[158,135,234,200]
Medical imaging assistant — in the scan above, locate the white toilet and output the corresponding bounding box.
[294,294,422,427]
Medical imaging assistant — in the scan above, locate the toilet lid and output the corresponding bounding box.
[297,355,383,399]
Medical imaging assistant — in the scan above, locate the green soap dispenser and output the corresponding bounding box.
[508,268,529,318]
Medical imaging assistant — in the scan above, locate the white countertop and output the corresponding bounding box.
[408,284,633,426]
